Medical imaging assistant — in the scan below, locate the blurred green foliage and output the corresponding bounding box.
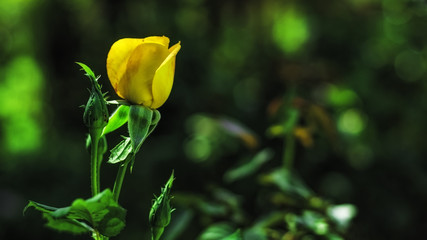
[1,0,427,239]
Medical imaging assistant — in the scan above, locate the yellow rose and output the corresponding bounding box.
[106,36,181,109]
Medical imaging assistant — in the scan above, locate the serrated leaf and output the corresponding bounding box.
[108,137,133,164]
[76,62,97,81]
[24,201,92,235]
[102,105,130,136]
[44,214,92,234]
[97,206,126,237]
[66,189,126,237]
[24,201,59,215]
[25,189,126,237]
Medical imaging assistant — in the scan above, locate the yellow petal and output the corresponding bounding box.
[168,41,180,53]
[106,38,144,99]
[151,42,181,109]
[143,36,170,47]
[120,42,169,106]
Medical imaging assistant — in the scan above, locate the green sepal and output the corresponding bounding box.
[80,62,109,138]
[128,105,153,153]
[108,137,133,164]
[151,109,161,126]
[146,109,161,139]
[150,171,175,240]
[24,189,126,237]
[102,105,130,136]
[76,62,97,82]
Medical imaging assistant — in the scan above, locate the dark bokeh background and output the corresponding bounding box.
[1,0,426,239]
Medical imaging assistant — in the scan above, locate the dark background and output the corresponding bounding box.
[1,0,426,239]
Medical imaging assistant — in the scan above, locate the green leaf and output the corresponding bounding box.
[24,201,92,234]
[102,105,130,136]
[198,223,241,240]
[108,137,133,164]
[76,62,97,81]
[260,168,313,199]
[98,208,127,237]
[67,189,126,237]
[25,189,126,237]
[224,230,242,240]
[24,201,59,215]
[243,212,283,240]
[243,227,268,240]
[224,148,274,183]
[44,214,93,234]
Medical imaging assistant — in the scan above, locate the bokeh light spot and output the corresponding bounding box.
[184,136,212,162]
[337,109,365,135]
[0,0,34,24]
[272,7,309,54]
[0,55,44,154]
[326,85,358,108]
[327,204,357,229]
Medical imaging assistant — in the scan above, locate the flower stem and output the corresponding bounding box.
[283,129,295,170]
[282,86,297,170]
[112,156,132,202]
[90,134,100,196]
[92,230,101,240]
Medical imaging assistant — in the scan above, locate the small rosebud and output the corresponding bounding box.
[83,86,108,130]
[149,172,174,240]
[79,63,109,139]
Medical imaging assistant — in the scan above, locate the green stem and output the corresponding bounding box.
[97,153,103,178]
[112,156,131,202]
[282,85,297,171]
[283,129,295,170]
[97,152,110,240]
[92,230,101,240]
[91,134,100,196]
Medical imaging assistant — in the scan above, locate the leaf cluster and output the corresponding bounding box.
[24,189,126,238]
